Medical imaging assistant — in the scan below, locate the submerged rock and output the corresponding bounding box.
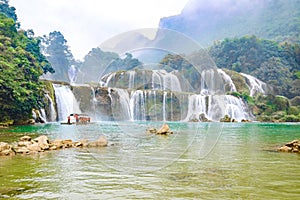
[88,136,108,147]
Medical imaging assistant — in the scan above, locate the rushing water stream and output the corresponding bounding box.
[0,122,299,199]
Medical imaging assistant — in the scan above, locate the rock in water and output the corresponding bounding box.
[95,136,108,147]
[278,139,300,153]
[19,136,31,142]
[33,135,49,150]
[157,124,170,135]
[0,142,15,156]
[146,128,157,134]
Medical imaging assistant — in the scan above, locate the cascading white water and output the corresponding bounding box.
[184,94,250,122]
[162,91,167,121]
[68,65,77,83]
[200,69,237,95]
[90,87,97,111]
[128,71,136,89]
[39,109,47,123]
[102,70,182,92]
[152,70,182,92]
[114,88,131,120]
[217,69,237,92]
[45,93,57,121]
[223,95,249,121]
[184,94,207,121]
[53,84,81,121]
[101,68,258,122]
[130,90,146,121]
[103,72,116,87]
[241,73,267,96]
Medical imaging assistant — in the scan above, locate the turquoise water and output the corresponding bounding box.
[0,122,300,199]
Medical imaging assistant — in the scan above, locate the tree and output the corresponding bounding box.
[0,13,52,123]
[40,31,78,82]
[0,0,19,27]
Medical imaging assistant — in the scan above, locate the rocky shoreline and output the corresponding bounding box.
[0,135,108,157]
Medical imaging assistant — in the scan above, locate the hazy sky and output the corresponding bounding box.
[10,0,189,60]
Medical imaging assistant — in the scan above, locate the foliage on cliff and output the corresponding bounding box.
[252,95,300,122]
[209,36,300,98]
[0,11,52,124]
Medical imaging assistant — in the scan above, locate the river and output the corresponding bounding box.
[1,122,300,199]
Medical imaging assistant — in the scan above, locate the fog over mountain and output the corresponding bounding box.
[159,0,300,45]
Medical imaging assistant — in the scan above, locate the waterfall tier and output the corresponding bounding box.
[50,68,270,122]
[53,84,81,122]
[101,70,185,92]
[241,73,270,96]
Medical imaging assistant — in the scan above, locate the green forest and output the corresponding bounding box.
[0,0,54,125]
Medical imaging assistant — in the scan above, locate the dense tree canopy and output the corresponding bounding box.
[0,13,51,123]
[0,0,17,24]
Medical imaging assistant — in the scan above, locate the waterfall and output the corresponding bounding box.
[241,73,267,96]
[184,94,250,122]
[162,91,167,121]
[223,95,249,121]
[114,88,131,120]
[128,70,136,89]
[103,72,116,87]
[129,90,146,121]
[200,69,237,95]
[45,93,57,121]
[217,69,237,92]
[90,87,97,109]
[68,65,77,83]
[152,70,182,92]
[102,69,182,92]
[53,84,81,121]
[40,109,47,123]
[98,68,255,122]
[184,94,207,121]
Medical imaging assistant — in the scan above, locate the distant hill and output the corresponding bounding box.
[159,0,300,46]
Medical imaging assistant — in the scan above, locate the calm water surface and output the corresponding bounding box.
[0,122,299,199]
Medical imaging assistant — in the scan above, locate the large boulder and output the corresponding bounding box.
[0,142,15,156]
[278,139,300,153]
[156,124,173,135]
[26,142,42,152]
[33,135,50,150]
[74,139,89,147]
[50,139,64,149]
[13,146,30,154]
[19,136,31,142]
[220,115,231,122]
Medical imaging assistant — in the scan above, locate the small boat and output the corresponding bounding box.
[61,113,91,125]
